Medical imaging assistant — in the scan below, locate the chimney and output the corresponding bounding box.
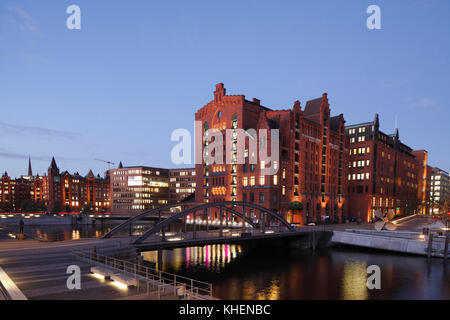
[252,98,261,105]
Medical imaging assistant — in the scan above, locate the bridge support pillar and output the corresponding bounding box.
[193,212,197,240]
[162,227,166,242]
[157,248,163,271]
[205,208,209,232]
[261,212,265,233]
[219,206,223,238]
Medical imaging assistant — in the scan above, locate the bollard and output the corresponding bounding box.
[427,234,434,259]
[444,234,449,261]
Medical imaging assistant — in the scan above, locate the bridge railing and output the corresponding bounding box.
[71,248,213,300]
[135,225,294,245]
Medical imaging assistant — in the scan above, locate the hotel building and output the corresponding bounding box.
[194,83,349,225]
[169,168,196,203]
[429,167,449,214]
[346,115,422,222]
[110,165,170,214]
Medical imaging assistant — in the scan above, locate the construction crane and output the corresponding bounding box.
[95,159,115,171]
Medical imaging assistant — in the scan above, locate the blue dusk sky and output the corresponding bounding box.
[0,0,449,178]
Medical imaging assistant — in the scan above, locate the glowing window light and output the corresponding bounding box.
[167,237,184,242]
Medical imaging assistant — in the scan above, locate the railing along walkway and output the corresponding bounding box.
[71,248,214,300]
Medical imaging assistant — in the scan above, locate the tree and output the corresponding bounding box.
[289,201,304,211]
[21,199,35,213]
[51,202,63,214]
[81,203,93,214]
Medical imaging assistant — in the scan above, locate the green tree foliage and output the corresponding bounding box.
[289,201,304,211]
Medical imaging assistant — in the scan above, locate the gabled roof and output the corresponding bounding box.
[330,115,343,132]
[304,97,322,117]
[49,157,59,170]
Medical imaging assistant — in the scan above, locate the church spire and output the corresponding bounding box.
[28,157,33,176]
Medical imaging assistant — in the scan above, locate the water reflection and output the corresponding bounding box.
[142,244,243,273]
[341,259,368,300]
[142,245,450,300]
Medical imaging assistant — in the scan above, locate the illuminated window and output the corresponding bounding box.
[250,176,255,186]
[282,185,286,196]
[260,176,265,185]
[273,175,278,185]
[282,169,286,180]
[243,177,248,187]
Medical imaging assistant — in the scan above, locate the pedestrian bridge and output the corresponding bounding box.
[102,202,300,249]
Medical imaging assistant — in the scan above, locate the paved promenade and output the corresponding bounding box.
[0,239,176,300]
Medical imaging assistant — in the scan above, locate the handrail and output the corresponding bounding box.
[71,247,213,300]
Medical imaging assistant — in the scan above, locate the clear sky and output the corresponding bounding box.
[1,0,449,178]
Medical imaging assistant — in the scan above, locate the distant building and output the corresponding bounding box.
[195,83,349,225]
[1,157,109,213]
[411,150,431,215]
[169,168,196,203]
[44,157,110,213]
[346,115,422,221]
[429,167,449,214]
[110,165,170,215]
[0,172,15,212]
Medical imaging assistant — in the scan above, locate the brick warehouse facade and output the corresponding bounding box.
[195,83,349,225]
[0,158,110,213]
[346,115,425,222]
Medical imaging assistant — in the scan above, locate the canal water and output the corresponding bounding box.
[141,244,450,300]
[2,221,448,300]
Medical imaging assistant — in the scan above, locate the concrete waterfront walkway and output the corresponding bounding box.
[0,238,178,300]
[331,216,450,258]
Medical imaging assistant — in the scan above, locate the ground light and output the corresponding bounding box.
[92,273,105,280]
[112,280,128,290]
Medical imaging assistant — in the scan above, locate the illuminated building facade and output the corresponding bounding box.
[45,157,110,213]
[346,115,422,222]
[0,172,15,212]
[429,167,449,214]
[110,165,170,214]
[195,83,349,225]
[411,150,431,215]
[169,168,196,203]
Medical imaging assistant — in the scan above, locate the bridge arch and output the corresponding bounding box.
[133,201,295,244]
[102,202,204,239]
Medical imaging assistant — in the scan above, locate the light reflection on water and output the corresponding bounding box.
[341,260,368,300]
[142,244,243,274]
[142,245,450,300]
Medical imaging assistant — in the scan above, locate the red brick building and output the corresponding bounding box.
[411,150,431,215]
[195,83,349,225]
[0,172,15,212]
[346,114,422,222]
[45,157,110,213]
